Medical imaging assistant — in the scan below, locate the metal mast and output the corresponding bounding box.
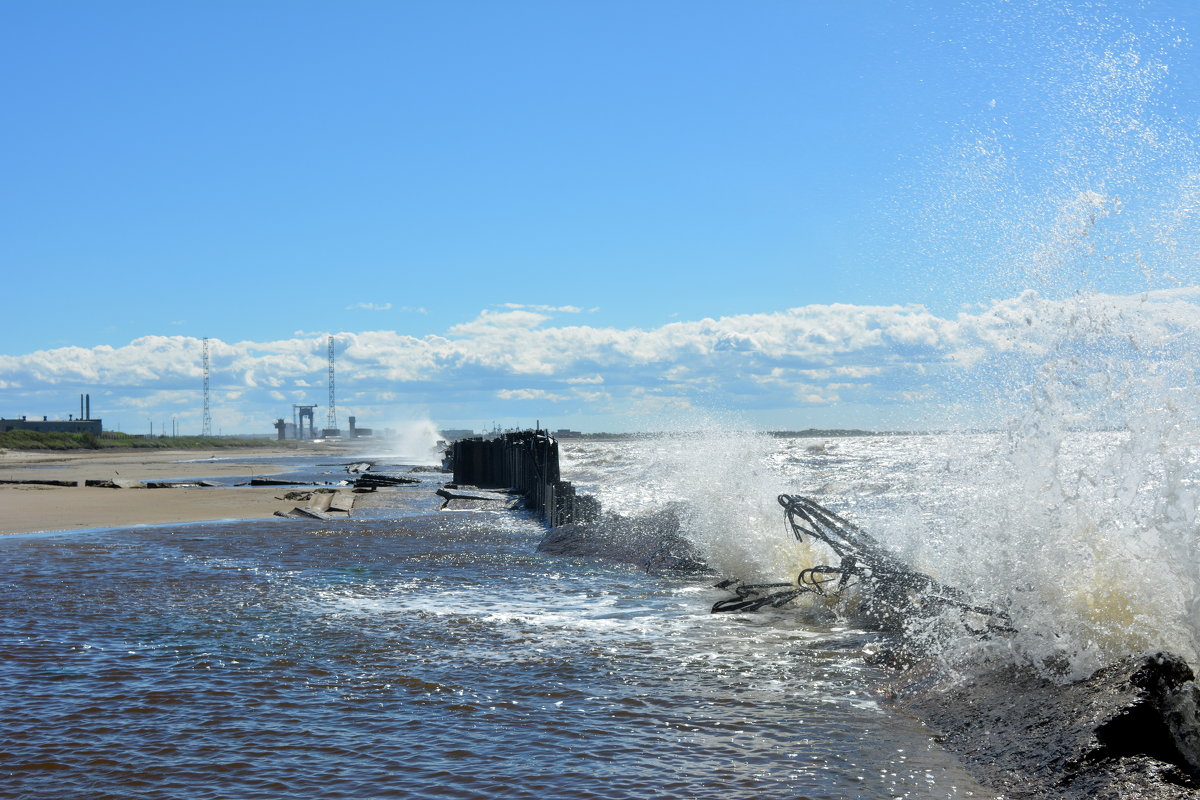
[202,337,212,437]
[327,334,336,432]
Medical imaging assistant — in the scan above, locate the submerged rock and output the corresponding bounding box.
[536,505,707,574]
[888,652,1200,799]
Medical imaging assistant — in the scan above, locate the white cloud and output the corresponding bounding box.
[347,302,393,311]
[114,389,198,410]
[449,309,551,335]
[500,303,585,313]
[496,388,568,402]
[7,289,1200,432]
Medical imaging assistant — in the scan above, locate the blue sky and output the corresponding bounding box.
[4,0,1200,435]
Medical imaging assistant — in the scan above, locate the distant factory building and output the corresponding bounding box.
[1,416,102,435]
[3,393,102,435]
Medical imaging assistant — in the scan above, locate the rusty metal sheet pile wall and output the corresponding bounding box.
[450,431,597,527]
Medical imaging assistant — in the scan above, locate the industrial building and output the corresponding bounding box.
[2,394,102,435]
[274,413,372,441]
[1,416,102,435]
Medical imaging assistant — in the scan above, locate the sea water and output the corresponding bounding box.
[8,428,1196,798]
[1,452,1004,800]
[9,1,1200,795]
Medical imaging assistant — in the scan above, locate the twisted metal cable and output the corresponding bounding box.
[711,495,1014,636]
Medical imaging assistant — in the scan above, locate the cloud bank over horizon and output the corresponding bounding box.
[4,289,1199,436]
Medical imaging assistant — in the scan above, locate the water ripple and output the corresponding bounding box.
[0,506,995,799]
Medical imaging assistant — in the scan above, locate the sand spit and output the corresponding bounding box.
[0,446,343,535]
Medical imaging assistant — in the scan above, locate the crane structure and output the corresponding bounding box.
[327,334,337,433]
[202,337,212,437]
[293,404,318,440]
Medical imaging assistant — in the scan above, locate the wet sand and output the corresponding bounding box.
[0,446,344,535]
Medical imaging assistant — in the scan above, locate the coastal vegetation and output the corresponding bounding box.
[0,430,278,451]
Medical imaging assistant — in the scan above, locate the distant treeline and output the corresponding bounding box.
[0,430,281,451]
[768,429,878,438]
[559,428,882,440]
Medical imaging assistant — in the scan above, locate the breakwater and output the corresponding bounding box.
[449,430,600,527]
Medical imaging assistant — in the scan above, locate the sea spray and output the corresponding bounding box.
[557,1,1200,684]
[910,1,1197,303]
[378,418,444,463]
[851,297,1200,678]
[660,426,802,583]
[878,1,1200,679]
[573,419,811,584]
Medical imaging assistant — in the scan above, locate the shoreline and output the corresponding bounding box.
[0,446,346,535]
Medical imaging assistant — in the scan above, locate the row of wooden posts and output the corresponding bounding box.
[449,430,600,527]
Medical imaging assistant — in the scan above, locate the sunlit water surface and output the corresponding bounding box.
[0,455,997,800]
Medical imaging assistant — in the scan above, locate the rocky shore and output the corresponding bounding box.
[886,652,1200,799]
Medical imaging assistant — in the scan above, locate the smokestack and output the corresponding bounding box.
[80,394,84,420]
[349,416,356,438]
[86,394,91,420]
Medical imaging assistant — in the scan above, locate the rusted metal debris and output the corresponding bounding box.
[711,494,1013,636]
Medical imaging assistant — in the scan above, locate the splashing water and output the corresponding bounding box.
[574,419,808,583]
[375,418,445,463]
[889,2,1200,678]
[568,3,1200,682]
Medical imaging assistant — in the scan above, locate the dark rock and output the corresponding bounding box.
[887,652,1200,799]
[536,505,707,575]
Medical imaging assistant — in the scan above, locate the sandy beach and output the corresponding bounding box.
[0,446,344,535]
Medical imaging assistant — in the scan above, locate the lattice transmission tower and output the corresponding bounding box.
[202,337,212,437]
[327,334,337,432]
